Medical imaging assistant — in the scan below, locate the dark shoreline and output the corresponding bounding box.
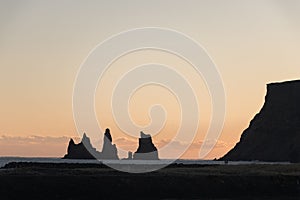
[1,162,300,199]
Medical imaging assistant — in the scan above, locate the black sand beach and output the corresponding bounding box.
[0,162,299,199]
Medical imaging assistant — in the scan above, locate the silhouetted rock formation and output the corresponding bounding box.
[63,129,119,160]
[133,131,159,160]
[63,133,97,159]
[221,80,300,163]
[101,128,118,159]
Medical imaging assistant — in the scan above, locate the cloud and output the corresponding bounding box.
[0,135,80,157]
[0,134,230,159]
[113,136,229,150]
[156,138,228,150]
[112,136,230,159]
[190,139,229,149]
[0,135,79,145]
[114,137,136,145]
[114,137,137,150]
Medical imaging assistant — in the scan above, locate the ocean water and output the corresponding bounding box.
[0,157,290,168]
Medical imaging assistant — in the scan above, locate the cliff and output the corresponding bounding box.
[133,131,159,160]
[63,129,119,160]
[221,80,300,162]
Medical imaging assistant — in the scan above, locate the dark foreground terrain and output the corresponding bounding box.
[0,162,300,199]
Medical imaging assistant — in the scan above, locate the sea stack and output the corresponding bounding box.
[101,128,119,160]
[221,80,300,163]
[63,133,97,159]
[63,128,119,160]
[133,131,159,160]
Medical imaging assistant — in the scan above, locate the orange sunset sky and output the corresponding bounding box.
[1,1,300,159]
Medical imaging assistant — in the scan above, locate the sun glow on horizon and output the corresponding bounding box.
[0,1,300,159]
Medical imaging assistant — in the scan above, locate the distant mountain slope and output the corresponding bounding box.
[221,80,300,162]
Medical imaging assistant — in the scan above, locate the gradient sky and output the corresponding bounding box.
[0,0,300,159]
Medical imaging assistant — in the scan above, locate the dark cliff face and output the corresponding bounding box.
[221,80,300,162]
[133,131,159,160]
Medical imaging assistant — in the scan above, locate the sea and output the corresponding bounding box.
[0,157,290,168]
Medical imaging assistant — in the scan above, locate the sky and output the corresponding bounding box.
[0,0,300,159]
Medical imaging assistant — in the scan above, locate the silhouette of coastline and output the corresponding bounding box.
[221,80,300,163]
[1,162,300,199]
[63,129,159,160]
